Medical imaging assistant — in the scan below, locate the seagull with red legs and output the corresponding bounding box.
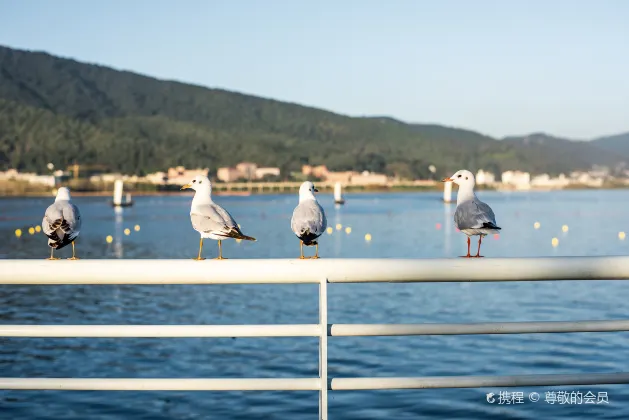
[442,169,501,258]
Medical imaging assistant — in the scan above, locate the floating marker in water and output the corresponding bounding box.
[552,237,559,247]
[619,232,626,240]
[134,225,140,232]
[35,225,41,233]
[493,234,499,240]
[534,222,541,229]
[345,227,352,234]
[326,227,333,235]
[28,227,35,235]
[562,225,569,233]
[435,223,441,230]
[106,235,113,244]
[15,229,22,238]
[124,228,131,236]
[365,233,372,242]
[336,223,342,231]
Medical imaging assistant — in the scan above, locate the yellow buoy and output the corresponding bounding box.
[534,222,541,229]
[134,225,140,232]
[619,232,626,240]
[35,225,41,233]
[562,225,569,233]
[28,227,35,235]
[336,223,342,231]
[15,229,22,238]
[106,235,113,244]
[326,227,333,235]
[551,237,559,247]
[124,228,131,236]
[345,227,352,234]
[365,233,372,242]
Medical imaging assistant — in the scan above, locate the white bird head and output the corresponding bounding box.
[299,181,319,202]
[181,175,212,193]
[442,169,475,188]
[55,187,71,201]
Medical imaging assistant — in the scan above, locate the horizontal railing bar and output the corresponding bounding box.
[2,320,628,338]
[2,373,627,391]
[2,256,629,284]
[0,325,320,337]
[331,372,629,390]
[0,378,321,391]
[330,320,629,336]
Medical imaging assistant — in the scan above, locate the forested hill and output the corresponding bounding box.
[0,45,627,178]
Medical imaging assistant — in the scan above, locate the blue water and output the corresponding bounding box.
[1,190,628,419]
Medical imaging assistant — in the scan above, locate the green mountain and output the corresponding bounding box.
[501,133,626,171]
[591,132,629,157]
[1,45,627,179]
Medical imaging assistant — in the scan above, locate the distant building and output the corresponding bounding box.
[501,170,531,189]
[166,166,209,185]
[325,170,388,186]
[217,163,281,182]
[217,167,242,182]
[570,171,604,187]
[144,172,167,184]
[255,167,281,179]
[235,162,258,180]
[0,169,55,187]
[476,170,495,185]
[302,165,329,179]
[531,173,570,188]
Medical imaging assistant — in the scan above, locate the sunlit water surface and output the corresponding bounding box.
[1,190,628,419]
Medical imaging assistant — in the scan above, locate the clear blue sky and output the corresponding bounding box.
[1,0,627,139]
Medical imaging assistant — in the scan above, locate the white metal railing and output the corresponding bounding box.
[3,257,629,420]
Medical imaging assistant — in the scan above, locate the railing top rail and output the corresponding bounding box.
[2,320,629,337]
[2,256,629,284]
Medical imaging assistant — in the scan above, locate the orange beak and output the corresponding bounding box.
[441,177,453,182]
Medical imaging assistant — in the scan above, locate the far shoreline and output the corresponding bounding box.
[1,184,627,199]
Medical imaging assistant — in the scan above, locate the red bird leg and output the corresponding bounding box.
[475,236,483,258]
[461,236,471,258]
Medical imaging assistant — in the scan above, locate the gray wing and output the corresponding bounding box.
[191,204,233,235]
[63,203,81,239]
[190,202,255,241]
[291,201,327,238]
[42,201,81,246]
[454,199,498,230]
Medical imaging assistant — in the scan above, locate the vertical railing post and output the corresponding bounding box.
[319,277,328,420]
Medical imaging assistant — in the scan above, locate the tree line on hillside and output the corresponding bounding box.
[1,45,627,178]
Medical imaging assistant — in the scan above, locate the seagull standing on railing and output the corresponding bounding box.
[291,181,327,259]
[181,175,256,260]
[42,187,82,260]
[442,170,501,258]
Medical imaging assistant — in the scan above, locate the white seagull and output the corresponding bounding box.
[42,187,82,260]
[291,181,327,259]
[442,170,501,257]
[181,175,255,260]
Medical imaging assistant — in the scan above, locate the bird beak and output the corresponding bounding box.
[314,188,319,193]
[441,177,453,182]
[180,183,192,190]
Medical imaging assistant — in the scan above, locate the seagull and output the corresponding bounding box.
[42,187,82,260]
[291,181,327,259]
[442,169,501,258]
[181,175,255,260]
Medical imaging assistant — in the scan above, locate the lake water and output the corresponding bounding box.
[1,189,628,419]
